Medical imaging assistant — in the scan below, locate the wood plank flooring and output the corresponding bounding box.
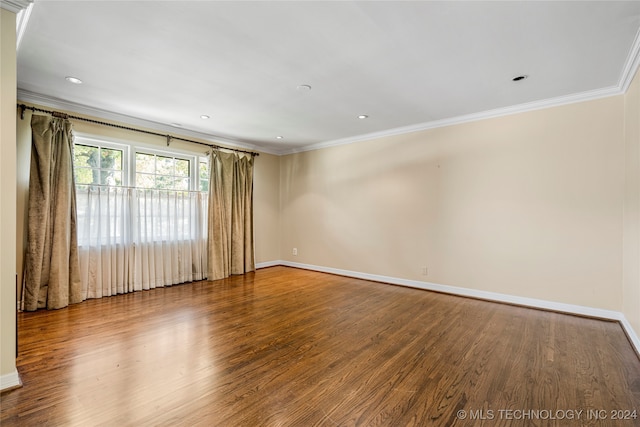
[2,266,640,426]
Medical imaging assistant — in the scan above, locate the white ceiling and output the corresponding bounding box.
[15,1,640,155]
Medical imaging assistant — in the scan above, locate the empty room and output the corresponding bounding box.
[2,1,640,426]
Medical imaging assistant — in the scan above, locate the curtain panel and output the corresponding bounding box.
[22,117,254,309]
[76,186,208,298]
[23,115,83,310]
[207,151,255,280]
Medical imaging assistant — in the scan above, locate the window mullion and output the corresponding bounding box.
[74,137,201,191]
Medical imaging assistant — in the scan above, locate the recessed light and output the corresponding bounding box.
[297,84,312,91]
[200,115,210,120]
[65,76,83,84]
[512,75,528,82]
[276,136,284,140]
[357,114,369,119]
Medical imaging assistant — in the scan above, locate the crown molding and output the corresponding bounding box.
[18,82,628,158]
[0,0,32,13]
[285,29,640,156]
[17,90,282,156]
[15,0,33,49]
[284,85,623,155]
[18,23,640,159]
[620,27,640,93]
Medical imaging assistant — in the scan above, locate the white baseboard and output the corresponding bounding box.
[261,260,640,356]
[0,369,22,392]
[255,260,282,269]
[620,317,640,357]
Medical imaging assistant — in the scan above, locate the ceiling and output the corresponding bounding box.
[15,1,640,155]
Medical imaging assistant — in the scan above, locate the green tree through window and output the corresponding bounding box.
[74,144,122,185]
[73,139,208,192]
[199,159,209,192]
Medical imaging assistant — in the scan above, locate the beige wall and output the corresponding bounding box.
[15,105,282,302]
[253,152,281,263]
[1,7,18,382]
[280,96,625,311]
[15,104,29,302]
[624,67,640,334]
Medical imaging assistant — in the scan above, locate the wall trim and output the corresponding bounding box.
[620,317,640,358]
[17,90,281,156]
[15,0,32,50]
[284,27,640,155]
[256,260,282,269]
[0,369,21,392]
[17,85,625,157]
[620,27,640,93]
[18,22,640,162]
[283,86,622,155]
[259,260,640,356]
[0,0,31,13]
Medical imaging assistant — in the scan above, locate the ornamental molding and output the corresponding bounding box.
[0,0,32,14]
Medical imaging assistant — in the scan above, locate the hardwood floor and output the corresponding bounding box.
[2,266,640,426]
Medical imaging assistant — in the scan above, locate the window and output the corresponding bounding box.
[72,136,209,191]
[199,158,210,192]
[73,143,125,186]
[73,136,209,294]
[135,152,191,190]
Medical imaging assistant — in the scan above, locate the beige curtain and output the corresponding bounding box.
[207,150,255,280]
[23,115,82,310]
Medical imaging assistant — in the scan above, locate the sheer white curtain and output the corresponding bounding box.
[76,185,207,299]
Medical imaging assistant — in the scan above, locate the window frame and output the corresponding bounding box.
[73,137,130,187]
[73,133,210,192]
[132,147,195,191]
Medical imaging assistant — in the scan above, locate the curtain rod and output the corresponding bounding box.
[17,104,259,157]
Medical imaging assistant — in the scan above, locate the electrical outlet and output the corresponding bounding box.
[421,266,428,276]
[292,248,298,256]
